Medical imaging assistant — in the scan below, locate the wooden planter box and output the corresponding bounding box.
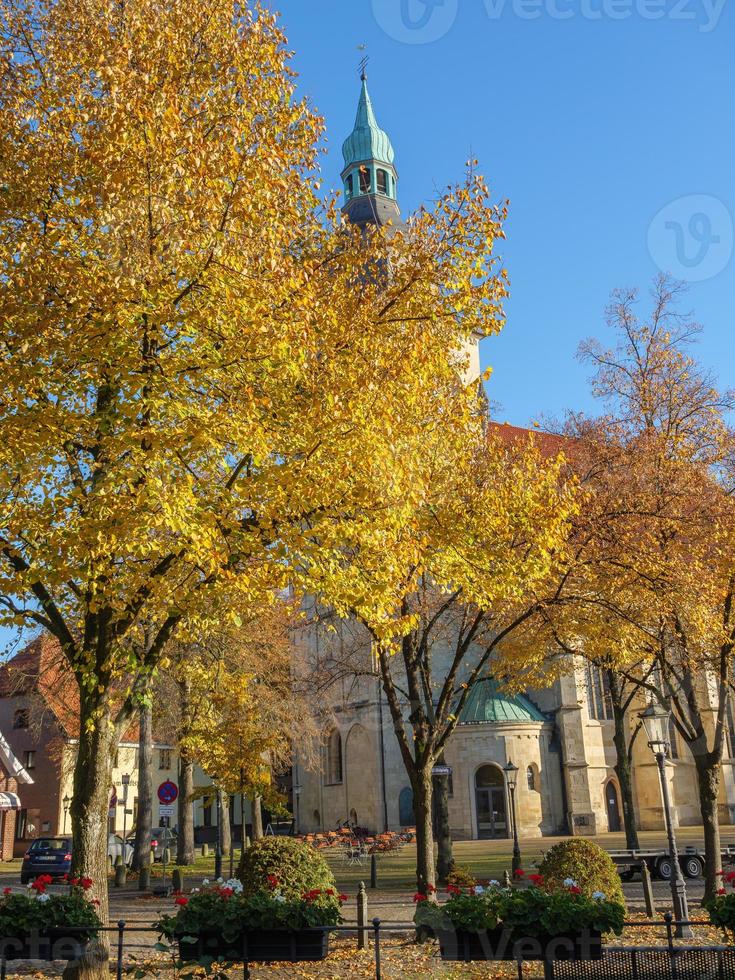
[0,931,91,961]
[438,927,603,962]
[178,928,329,963]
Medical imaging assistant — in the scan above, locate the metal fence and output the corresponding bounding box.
[2,914,734,980]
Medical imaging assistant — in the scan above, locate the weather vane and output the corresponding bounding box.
[357,45,369,81]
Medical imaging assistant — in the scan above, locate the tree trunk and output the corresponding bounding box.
[695,754,722,903]
[434,756,454,885]
[221,791,231,856]
[252,794,263,840]
[176,750,195,866]
[63,697,117,980]
[609,695,640,849]
[131,702,153,872]
[412,765,436,896]
[176,677,195,866]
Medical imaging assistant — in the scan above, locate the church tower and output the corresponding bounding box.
[340,72,480,384]
[341,70,401,228]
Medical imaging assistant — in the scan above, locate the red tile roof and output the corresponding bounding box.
[0,635,144,742]
[487,421,568,459]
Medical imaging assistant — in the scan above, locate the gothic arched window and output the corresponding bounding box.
[376,169,388,195]
[345,173,354,198]
[325,729,343,785]
[359,166,371,194]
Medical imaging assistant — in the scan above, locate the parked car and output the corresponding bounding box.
[20,836,72,883]
[107,833,133,868]
[126,826,178,862]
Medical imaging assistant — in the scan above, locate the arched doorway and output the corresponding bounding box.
[605,780,621,833]
[475,765,507,840]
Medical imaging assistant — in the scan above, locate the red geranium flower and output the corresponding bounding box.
[514,869,525,878]
[266,874,279,889]
[2,887,11,896]
[570,885,582,895]
[718,888,727,896]
[219,887,234,898]
[528,874,545,886]
[426,884,437,894]
[174,896,188,906]
[338,894,348,903]
[413,892,427,903]
[447,884,461,895]
[80,877,93,890]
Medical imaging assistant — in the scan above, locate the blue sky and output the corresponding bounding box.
[278,0,734,426]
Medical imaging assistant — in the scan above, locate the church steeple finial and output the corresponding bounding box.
[341,70,401,228]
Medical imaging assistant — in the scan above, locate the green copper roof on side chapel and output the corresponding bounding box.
[459,678,547,725]
[342,78,395,168]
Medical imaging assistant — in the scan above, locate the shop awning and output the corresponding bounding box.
[0,792,22,810]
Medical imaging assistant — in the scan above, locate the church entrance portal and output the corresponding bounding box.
[475,765,508,840]
[605,781,622,833]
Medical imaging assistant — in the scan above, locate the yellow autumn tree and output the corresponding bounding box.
[0,0,508,969]
[303,419,578,895]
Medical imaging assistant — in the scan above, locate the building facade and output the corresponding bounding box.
[295,77,735,844]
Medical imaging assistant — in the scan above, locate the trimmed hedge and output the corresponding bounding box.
[239,837,336,900]
[538,839,626,909]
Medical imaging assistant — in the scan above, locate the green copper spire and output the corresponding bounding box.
[341,73,400,228]
[342,78,395,169]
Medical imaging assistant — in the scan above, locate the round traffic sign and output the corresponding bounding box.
[157,780,178,805]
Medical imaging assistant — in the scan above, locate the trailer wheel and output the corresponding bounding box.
[684,856,704,879]
[619,867,635,882]
[657,857,674,880]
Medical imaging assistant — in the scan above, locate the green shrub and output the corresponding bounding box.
[239,837,335,900]
[537,839,626,910]
[447,865,477,890]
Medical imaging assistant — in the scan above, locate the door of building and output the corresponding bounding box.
[606,781,622,833]
[475,766,508,839]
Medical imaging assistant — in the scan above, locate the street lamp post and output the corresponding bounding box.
[120,774,131,849]
[62,795,70,834]
[503,760,522,876]
[640,702,692,939]
[215,787,223,881]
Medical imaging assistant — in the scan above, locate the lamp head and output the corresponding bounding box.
[503,759,519,791]
[640,701,671,755]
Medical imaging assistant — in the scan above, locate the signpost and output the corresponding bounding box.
[157,780,179,806]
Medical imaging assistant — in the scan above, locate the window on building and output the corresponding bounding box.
[13,709,29,730]
[359,166,371,194]
[668,714,680,760]
[159,748,171,770]
[325,729,342,785]
[527,766,536,791]
[376,169,388,195]
[586,665,613,721]
[399,786,414,826]
[202,799,212,827]
[345,173,353,198]
[23,750,35,771]
[727,698,735,760]
[15,809,27,840]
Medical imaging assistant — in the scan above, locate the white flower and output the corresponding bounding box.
[488,880,500,888]
[202,878,210,886]
[191,888,199,894]
[592,891,606,902]
[474,885,485,895]
[36,893,50,903]
[563,878,578,888]
[216,877,224,884]
[274,894,286,903]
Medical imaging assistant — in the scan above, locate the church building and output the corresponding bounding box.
[294,76,735,843]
